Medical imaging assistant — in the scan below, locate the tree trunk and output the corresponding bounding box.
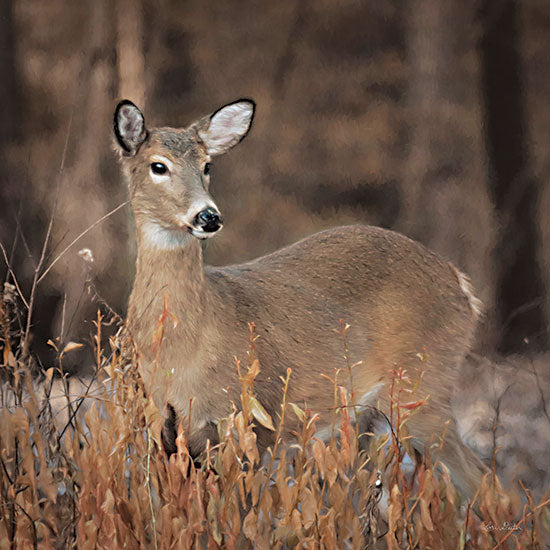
[46,0,119,368]
[521,1,550,347]
[403,0,494,349]
[0,0,21,256]
[481,0,547,353]
[116,0,146,107]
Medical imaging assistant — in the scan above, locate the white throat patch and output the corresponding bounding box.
[141,220,191,250]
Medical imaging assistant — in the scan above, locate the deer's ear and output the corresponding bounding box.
[199,99,255,156]
[114,100,148,155]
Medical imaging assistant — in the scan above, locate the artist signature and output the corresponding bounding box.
[481,522,522,532]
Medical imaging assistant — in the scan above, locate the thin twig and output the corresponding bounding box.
[528,358,550,426]
[11,215,36,272]
[491,497,550,549]
[37,200,129,285]
[339,319,360,455]
[13,501,38,550]
[145,426,159,550]
[22,111,73,360]
[7,194,25,273]
[0,242,29,309]
[257,368,292,513]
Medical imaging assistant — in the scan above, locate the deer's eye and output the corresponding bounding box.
[151,162,168,175]
[204,162,212,176]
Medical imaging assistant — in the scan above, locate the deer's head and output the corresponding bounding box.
[113,99,255,249]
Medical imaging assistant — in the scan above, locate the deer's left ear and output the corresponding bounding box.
[199,99,255,156]
[114,100,148,156]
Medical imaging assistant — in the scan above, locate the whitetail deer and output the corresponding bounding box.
[113,98,487,501]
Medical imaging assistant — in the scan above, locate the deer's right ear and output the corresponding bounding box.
[114,100,148,156]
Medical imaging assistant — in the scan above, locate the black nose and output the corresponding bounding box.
[194,207,222,233]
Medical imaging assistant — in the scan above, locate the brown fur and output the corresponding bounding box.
[114,101,488,502]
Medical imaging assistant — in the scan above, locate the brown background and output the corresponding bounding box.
[1,0,550,366]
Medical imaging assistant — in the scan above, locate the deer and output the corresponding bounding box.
[113,98,488,502]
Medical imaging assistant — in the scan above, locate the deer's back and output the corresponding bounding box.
[211,225,474,330]
[206,225,478,422]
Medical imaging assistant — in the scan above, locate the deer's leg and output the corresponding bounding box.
[161,403,178,457]
[162,403,219,467]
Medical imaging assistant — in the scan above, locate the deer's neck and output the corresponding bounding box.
[128,222,212,360]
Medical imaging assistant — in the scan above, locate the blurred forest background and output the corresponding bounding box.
[0,0,550,371]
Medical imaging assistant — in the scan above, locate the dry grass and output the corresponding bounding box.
[1,291,550,549]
